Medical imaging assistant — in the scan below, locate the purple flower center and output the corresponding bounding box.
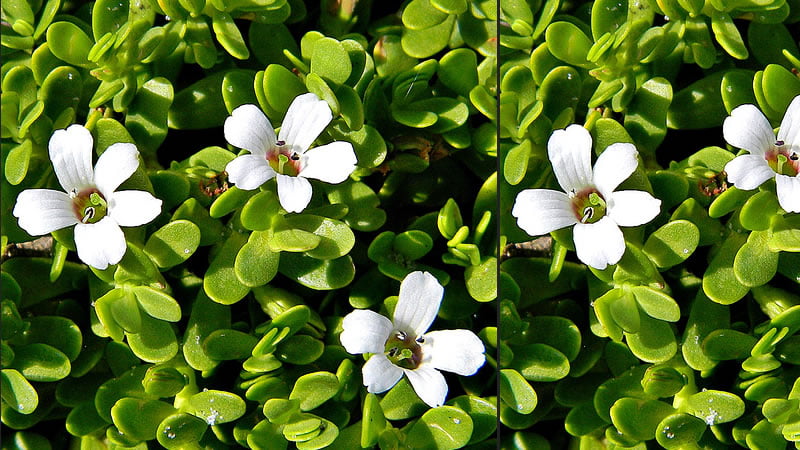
[384,331,423,370]
[570,187,607,224]
[267,141,302,176]
[71,188,107,224]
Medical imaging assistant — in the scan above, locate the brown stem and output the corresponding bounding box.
[500,236,554,262]
[1,236,54,263]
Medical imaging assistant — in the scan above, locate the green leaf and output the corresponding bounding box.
[126,314,179,363]
[204,231,250,304]
[46,21,93,67]
[203,329,258,360]
[125,77,174,158]
[499,369,537,414]
[643,220,699,268]
[10,343,70,382]
[703,232,749,304]
[631,286,680,322]
[186,390,246,425]
[511,343,570,382]
[157,413,208,449]
[686,390,745,425]
[625,313,677,363]
[310,37,352,85]
[1,369,38,415]
[545,22,593,68]
[656,414,707,449]
[144,220,201,269]
[278,253,355,290]
[406,406,473,450]
[289,371,339,411]
[132,286,181,322]
[111,398,176,442]
[235,230,280,287]
[361,393,387,448]
[733,230,779,287]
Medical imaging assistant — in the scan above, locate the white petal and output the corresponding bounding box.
[49,124,94,193]
[362,354,403,394]
[775,174,800,213]
[607,190,661,227]
[777,95,800,147]
[299,141,357,183]
[277,93,333,155]
[340,309,393,355]
[224,104,276,157]
[12,189,77,235]
[108,191,162,227]
[547,124,593,193]
[573,217,625,270]
[592,143,638,198]
[512,189,577,236]
[393,271,443,337]
[276,174,312,213]
[422,329,485,376]
[93,143,139,197]
[403,365,448,408]
[724,154,775,190]
[723,104,775,156]
[225,154,275,190]
[74,217,126,270]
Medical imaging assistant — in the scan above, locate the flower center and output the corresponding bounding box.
[766,141,799,177]
[267,141,302,177]
[71,188,107,224]
[571,188,607,224]
[383,331,423,370]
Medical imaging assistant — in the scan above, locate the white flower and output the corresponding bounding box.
[223,93,358,213]
[340,271,485,408]
[512,124,661,270]
[723,95,800,213]
[12,124,162,270]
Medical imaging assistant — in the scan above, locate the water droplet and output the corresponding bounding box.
[67,73,74,80]
[184,248,191,254]
[453,418,460,424]
[665,431,675,439]
[166,431,176,439]
[206,409,220,425]
[705,409,719,425]
[18,404,24,410]
[683,248,689,254]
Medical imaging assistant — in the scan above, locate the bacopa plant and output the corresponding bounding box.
[2,0,799,448]
[2,0,497,448]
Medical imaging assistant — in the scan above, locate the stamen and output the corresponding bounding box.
[276,140,285,146]
[69,189,78,199]
[82,207,95,224]
[416,337,425,343]
[290,152,300,161]
[581,207,593,224]
[791,152,798,161]
[776,140,785,146]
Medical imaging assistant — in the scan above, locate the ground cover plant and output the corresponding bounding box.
[498,0,800,447]
[1,0,498,448]
[2,0,800,449]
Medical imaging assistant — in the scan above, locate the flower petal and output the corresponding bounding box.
[422,329,485,376]
[12,189,77,235]
[777,95,800,147]
[94,143,139,197]
[224,104,276,157]
[340,309,394,355]
[74,217,126,270]
[723,104,775,156]
[362,354,403,394]
[393,271,443,337]
[276,174,313,213]
[724,154,775,190]
[547,124,593,193]
[109,191,162,226]
[775,174,800,213]
[592,143,638,198]
[607,190,661,227]
[299,141,357,183]
[225,154,275,190]
[49,124,94,193]
[277,93,332,155]
[573,217,625,270]
[403,365,448,408]
[512,189,576,236]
